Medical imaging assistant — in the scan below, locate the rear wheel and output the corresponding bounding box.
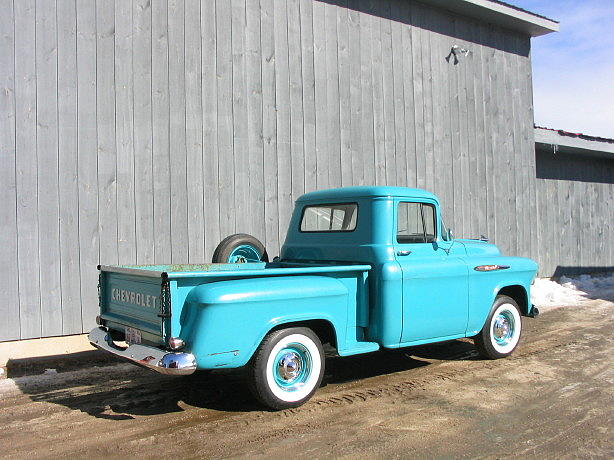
[474,295,522,359]
[249,327,324,410]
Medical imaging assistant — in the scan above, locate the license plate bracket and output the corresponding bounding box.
[125,327,142,345]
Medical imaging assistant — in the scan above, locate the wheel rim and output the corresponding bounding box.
[227,244,261,263]
[492,310,515,346]
[271,343,312,393]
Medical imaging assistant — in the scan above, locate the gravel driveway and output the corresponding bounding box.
[1,298,612,459]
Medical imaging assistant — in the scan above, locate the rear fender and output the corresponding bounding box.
[180,276,350,369]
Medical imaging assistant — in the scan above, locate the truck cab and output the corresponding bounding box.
[90,186,538,410]
[282,186,537,348]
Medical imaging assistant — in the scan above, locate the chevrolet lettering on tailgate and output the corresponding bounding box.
[111,288,157,309]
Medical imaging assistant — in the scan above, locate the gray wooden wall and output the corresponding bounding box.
[0,0,552,341]
[535,148,614,277]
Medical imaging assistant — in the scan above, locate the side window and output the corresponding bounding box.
[397,202,436,244]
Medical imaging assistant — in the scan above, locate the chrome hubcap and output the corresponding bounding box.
[494,317,510,339]
[492,310,515,346]
[272,344,312,392]
[277,352,302,381]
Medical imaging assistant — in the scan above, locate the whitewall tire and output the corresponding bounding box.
[249,327,325,410]
[475,295,523,359]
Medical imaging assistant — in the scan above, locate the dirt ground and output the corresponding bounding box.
[1,300,612,459]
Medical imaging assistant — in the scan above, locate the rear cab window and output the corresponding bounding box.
[300,203,358,232]
[397,202,436,243]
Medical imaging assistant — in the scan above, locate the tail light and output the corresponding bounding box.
[168,337,185,350]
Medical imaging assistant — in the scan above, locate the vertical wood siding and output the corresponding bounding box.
[1,0,610,341]
[0,0,20,341]
[535,149,614,277]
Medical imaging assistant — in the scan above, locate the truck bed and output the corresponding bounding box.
[98,262,373,355]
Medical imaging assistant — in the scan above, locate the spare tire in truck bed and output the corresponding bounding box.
[212,233,269,263]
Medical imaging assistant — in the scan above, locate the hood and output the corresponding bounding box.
[456,239,501,257]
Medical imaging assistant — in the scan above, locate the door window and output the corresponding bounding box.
[397,202,436,244]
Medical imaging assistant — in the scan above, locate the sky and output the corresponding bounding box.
[510,0,614,138]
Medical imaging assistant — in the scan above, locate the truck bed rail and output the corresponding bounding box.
[99,263,372,279]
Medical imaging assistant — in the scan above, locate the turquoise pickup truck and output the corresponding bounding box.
[90,186,538,409]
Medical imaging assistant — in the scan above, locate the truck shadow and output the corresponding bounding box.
[14,339,477,418]
[322,338,476,386]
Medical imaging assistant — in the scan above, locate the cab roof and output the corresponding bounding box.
[297,186,439,203]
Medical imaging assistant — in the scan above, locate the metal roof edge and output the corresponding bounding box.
[535,127,614,158]
[419,0,559,37]
[297,186,439,202]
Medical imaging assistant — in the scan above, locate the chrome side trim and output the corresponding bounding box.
[473,264,511,272]
[88,327,196,376]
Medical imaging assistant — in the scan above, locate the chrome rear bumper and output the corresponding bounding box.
[88,327,197,376]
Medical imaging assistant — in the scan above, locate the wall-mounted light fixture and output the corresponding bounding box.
[446,45,471,64]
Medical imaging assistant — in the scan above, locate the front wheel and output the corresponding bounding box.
[474,295,522,359]
[248,327,325,410]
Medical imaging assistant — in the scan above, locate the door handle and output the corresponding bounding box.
[396,250,411,256]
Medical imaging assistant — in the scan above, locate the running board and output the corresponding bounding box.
[338,341,380,356]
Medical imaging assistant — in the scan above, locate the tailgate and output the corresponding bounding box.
[99,270,168,345]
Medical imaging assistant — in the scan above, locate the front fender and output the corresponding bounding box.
[179,276,350,369]
[465,256,538,335]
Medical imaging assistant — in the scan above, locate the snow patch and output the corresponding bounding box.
[531,272,614,310]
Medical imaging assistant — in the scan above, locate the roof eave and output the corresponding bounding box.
[420,0,559,37]
[535,128,614,159]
